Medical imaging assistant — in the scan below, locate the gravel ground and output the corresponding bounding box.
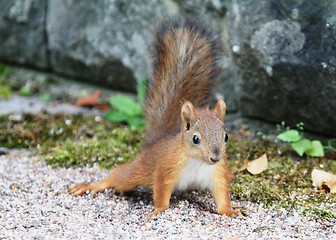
[0,150,335,239]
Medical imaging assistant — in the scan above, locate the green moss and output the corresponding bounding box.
[43,127,142,169]
[0,65,12,98]
[0,113,335,218]
[0,84,12,98]
[227,134,336,219]
[0,113,143,168]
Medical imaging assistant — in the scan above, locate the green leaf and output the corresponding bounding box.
[104,110,129,123]
[105,111,145,129]
[19,86,32,96]
[127,117,145,129]
[137,79,148,106]
[305,140,324,157]
[109,95,142,117]
[324,139,336,152]
[277,129,301,142]
[291,139,312,156]
[40,93,51,102]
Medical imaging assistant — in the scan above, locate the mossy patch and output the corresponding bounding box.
[0,113,335,218]
[0,64,12,98]
[43,127,143,169]
[0,113,143,168]
[227,134,336,218]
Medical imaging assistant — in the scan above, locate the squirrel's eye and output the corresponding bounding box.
[224,133,229,142]
[192,134,200,144]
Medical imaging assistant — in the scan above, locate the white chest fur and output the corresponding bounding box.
[175,158,215,191]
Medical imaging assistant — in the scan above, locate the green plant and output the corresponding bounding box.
[105,79,147,129]
[0,65,12,98]
[277,122,324,157]
[136,78,147,106]
[324,139,336,152]
[0,64,9,84]
[19,84,33,96]
[40,93,51,102]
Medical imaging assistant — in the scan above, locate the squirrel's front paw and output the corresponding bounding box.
[219,208,242,217]
[146,211,159,221]
[146,206,167,221]
[68,183,92,196]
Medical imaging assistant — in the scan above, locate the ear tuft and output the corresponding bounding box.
[214,98,226,123]
[181,101,197,130]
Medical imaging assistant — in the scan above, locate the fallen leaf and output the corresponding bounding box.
[311,169,336,193]
[96,104,110,111]
[76,90,101,107]
[247,154,268,175]
[76,90,109,110]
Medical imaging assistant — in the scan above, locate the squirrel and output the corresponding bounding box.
[69,16,239,218]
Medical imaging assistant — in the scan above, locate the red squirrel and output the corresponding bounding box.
[69,16,238,218]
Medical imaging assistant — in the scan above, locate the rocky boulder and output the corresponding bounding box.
[0,1,48,69]
[0,0,335,136]
[0,0,238,102]
[228,0,336,135]
[46,1,173,91]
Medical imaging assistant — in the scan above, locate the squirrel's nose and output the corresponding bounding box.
[210,157,220,163]
[210,148,220,163]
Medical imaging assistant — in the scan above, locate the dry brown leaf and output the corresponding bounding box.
[247,154,268,175]
[75,90,110,111]
[76,90,101,107]
[311,169,336,193]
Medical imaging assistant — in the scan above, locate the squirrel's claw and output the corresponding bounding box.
[222,208,244,218]
[68,183,90,196]
[235,209,246,218]
[68,182,105,196]
[147,211,159,221]
[146,206,167,221]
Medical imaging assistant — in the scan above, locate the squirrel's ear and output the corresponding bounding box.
[214,98,226,123]
[181,101,197,130]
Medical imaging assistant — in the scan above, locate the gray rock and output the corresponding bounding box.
[0,0,238,110]
[173,0,239,111]
[0,0,48,68]
[2,0,335,135]
[228,0,336,135]
[46,0,174,91]
[217,57,240,112]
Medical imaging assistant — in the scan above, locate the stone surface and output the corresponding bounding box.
[46,1,174,91]
[0,0,238,111]
[46,0,235,97]
[0,0,335,135]
[228,0,336,135]
[0,0,48,69]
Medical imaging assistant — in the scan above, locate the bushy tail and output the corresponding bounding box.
[145,16,223,145]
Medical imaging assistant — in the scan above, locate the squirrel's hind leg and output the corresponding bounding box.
[68,159,151,196]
